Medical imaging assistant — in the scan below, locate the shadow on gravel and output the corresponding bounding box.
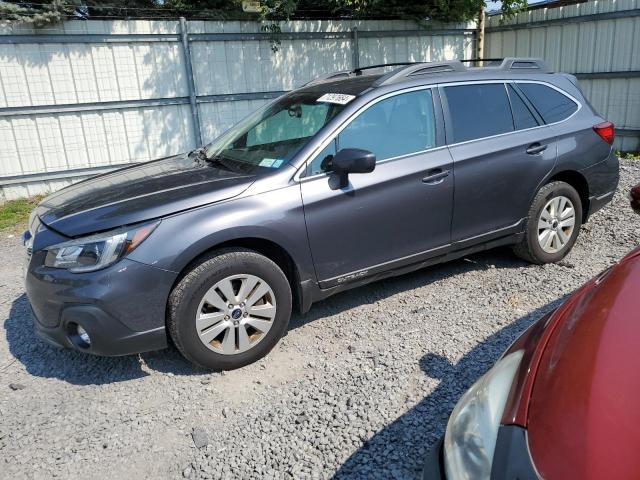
[289,247,528,332]
[4,294,201,385]
[333,298,565,480]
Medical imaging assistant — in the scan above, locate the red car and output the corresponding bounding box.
[424,192,640,479]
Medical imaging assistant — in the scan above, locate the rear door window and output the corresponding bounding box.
[444,83,514,143]
[507,84,540,130]
[517,83,578,123]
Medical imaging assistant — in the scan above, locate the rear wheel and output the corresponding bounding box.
[168,248,292,370]
[514,181,582,264]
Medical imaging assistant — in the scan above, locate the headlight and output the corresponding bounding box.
[43,222,158,273]
[443,350,524,480]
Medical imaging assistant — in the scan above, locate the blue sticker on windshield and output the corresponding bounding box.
[272,159,284,168]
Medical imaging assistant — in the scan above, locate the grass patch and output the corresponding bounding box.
[617,151,640,160]
[0,196,43,231]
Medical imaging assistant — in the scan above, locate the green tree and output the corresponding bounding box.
[0,0,526,24]
[0,0,254,22]
[0,0,78,26]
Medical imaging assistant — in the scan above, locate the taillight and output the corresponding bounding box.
[593,121,615,145]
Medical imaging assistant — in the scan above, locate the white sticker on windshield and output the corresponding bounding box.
[260,158,285,168]
[259,158,276,167]
[317,93,356,105]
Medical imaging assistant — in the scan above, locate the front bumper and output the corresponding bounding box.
[25,253,176,356]
[31,304,167,356]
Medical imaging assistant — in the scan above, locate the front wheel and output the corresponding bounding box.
[514,181,583,264]
[168,248,292,370]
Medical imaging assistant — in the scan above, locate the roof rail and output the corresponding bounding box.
[499,57,553,73]
[303,62,421,86]
[353,62,421,75]
[459,57,552,71]
[303,70,353,87]
[375,60,466,86]
[459,58,504,66]
[303,57,553,88]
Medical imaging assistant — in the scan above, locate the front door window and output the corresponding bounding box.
[307,89,436,176]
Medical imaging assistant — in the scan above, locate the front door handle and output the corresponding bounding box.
[422,169,450,184]
[526,143,548,155]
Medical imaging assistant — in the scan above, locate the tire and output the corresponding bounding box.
[513,181,583,264]
[168,248,292,371]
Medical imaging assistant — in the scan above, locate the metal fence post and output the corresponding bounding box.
[352,27,359,69]
[179,17,203,147]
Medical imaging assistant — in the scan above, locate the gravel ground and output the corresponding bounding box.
[1,160,638,480]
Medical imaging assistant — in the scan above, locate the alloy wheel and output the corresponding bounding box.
[195,274,277,355]
[537,195,576,254]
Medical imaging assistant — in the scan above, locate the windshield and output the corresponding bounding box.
[202,91,347,174]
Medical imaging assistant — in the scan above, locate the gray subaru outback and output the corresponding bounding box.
[23,58,619,370]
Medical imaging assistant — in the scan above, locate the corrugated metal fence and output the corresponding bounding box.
[0,18,475,200]
[486,0,640,152]
[1,1,638,202]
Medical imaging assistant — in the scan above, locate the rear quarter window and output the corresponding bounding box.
[517,83,578,124]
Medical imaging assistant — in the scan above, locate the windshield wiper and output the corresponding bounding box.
[189,148,235,172]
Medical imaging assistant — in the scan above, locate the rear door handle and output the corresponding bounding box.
[422,169,450,184]
[526,143,547,155]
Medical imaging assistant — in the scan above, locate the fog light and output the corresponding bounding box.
[77,325,91,346]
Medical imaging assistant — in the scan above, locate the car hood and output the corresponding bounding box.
[526,247,640,480]
[35,153,255,237]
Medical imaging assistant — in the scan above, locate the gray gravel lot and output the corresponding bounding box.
[1,160,638,480]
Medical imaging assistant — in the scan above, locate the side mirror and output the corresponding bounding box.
[331,148,376,188]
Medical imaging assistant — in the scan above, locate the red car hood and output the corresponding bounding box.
[526,247,640,480]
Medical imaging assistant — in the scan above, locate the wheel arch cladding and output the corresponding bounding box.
[546,171,589,221]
